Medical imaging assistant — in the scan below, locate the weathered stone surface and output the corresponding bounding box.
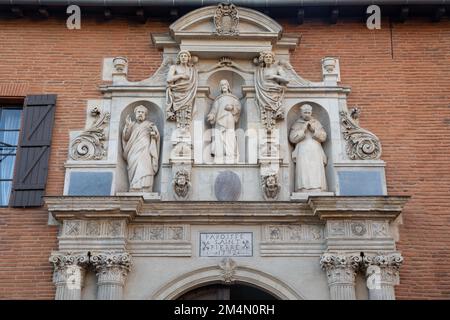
[214,171,241,201]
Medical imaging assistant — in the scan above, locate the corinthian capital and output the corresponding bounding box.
[320,253,362,271]
[363,253,403,270]
[91,251,132,286]
[49,251,89,271]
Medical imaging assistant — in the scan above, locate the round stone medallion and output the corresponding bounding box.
[214,171,241,201]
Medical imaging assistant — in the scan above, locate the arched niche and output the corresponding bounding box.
[117,100,164,193]
[204,70,247,163]
[286,102,333,194]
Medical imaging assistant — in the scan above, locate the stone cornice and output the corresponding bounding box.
[45,196,143,221]
[308,196,410,221]
[45,196,410,224]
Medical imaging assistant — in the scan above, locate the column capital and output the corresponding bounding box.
[362,253,404,270]
[320,253,362,271]
[49,251,89,270]
[91,251,132,286]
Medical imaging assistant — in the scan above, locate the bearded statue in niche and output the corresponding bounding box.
[172,169,191,199]
[122,105,160,193]
[262,173,281,200]
[289,104,327,192]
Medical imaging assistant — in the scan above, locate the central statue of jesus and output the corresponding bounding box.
[207,79,241,163]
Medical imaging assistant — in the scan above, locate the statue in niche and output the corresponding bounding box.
[122,105,160,193]
[254,51,289,131]
[289,104,327,192]
[207,79,241,163]
[166,50,198,129]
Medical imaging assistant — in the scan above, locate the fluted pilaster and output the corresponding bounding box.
[320,253,361,300]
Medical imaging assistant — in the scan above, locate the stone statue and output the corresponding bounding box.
[122,105,160,193]
[173,169,191,199]
[207,79,241,163]
[166,50,198,129]
[289,104,327,192]
[254,51,289,131]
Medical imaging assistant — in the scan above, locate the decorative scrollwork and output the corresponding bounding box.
[214,3,239,36]
[340,108,382,160]
[70,106,110,160]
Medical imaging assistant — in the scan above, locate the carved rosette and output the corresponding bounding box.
[219,258,237,284]
[363,253,403,297]
[340,109,382,160]
[173,169,191,200]
[214,3,239,36]
[261,173,281,200]
[91,252,132,287]
[320,253,361,300]
[70,106,110,160]
[49,252,89,300]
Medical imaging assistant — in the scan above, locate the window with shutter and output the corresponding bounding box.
[10,94,56,207]
[0,106,22,206]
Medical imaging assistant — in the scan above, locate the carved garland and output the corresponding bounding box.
[70,106,110,160]
[214,3,239,36]
[340,108,382,160]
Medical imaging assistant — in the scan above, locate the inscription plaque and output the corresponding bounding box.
[200,232,253,257]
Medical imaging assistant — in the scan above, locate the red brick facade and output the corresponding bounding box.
[0,16,449,299]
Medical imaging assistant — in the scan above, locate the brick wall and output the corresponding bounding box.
[0,16,449,299]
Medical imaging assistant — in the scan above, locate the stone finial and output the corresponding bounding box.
[112,56,128,74]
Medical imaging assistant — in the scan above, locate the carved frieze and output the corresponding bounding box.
[214,3,239,36]
[263,225,324,242]
[128,225,188,241]
[61,220,125,238]
[327,220,391,239]
[70,106,110,160]
[340,108,382,160]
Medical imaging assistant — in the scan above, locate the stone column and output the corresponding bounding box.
[363,253,403,300]
[320,253,361,300]
[91,251,132,300]
[49,252,89,300]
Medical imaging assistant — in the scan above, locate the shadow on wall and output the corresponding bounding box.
[117,100,164,193]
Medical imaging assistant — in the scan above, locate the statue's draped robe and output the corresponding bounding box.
[122,120,160,192]
[289,118,327,192]
[166,65,198,124]
[209,93,241,161]
[255,66,285,119]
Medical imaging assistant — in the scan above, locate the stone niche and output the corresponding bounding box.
[63,4,387,201]
[52,4,408,301]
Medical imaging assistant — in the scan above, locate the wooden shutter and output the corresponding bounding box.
[10,94,56,207]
